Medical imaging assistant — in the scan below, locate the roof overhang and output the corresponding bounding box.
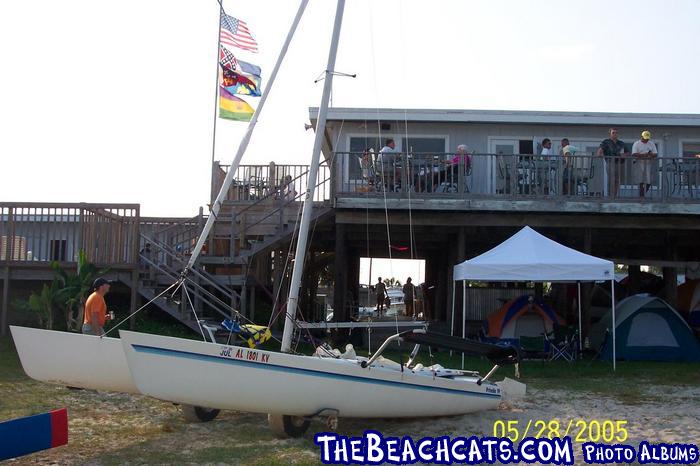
[309,107,700,127]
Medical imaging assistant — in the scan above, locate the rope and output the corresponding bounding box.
[102,280,181,337]
[182,282,206,340]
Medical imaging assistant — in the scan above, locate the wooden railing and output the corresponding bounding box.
[333,152,700,202]
[0,203,140,267]
[140,211,205,265]
[212,162,332,203]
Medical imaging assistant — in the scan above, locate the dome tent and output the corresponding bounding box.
[590,295,700,362]
[483,295,564,339]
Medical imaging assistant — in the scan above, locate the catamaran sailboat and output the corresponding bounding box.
[11,0,525,438]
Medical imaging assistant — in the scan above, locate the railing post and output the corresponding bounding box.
[330,156,337,198]
[1,264,8,336]
[457,156,465,195]
[1,207,10,335]
[401,153,409,193]
[609,157,615,200]
[509,154,517,196]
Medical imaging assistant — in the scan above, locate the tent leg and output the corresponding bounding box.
[450,279,456,356]
[577,281,582,354]
[461,281,466,370]
[611,276,616,371]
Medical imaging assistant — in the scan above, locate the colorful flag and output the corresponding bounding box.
[219,87,254,121]
[220,64,261,97]
[219,46,262,82]
[219,45,239,71]
[220,12,258,53]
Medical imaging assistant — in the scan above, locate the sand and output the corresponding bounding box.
[5,381,699,465]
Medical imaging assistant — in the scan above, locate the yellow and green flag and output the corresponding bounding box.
[219,86,254,121]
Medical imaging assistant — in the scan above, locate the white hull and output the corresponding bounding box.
[120,331,503,418]
[10,326,139,394]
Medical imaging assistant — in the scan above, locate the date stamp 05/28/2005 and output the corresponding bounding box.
[493,419,630,443]
[312,419,699,465]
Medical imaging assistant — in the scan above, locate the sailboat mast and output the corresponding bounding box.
[184,0,310,273]
[281,0,346,353]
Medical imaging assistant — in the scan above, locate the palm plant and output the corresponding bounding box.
[14,279,63,329]
[52,250,109,331]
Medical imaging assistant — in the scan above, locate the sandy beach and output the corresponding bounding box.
[4,377,698,465]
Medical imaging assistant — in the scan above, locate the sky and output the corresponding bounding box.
[2,0,699,218]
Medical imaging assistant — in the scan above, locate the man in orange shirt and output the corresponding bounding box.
[82,277,113,335]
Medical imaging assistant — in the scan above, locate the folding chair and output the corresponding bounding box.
[519,335,548,360]
[546,326,578,362]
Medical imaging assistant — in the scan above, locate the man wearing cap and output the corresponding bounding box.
[631,130,658,198]
[82,277,113,335]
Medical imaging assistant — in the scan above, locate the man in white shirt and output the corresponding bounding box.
[631,130,658,198]
[540,138,553,156]
[378,138,398,190]
[379,138,396,155]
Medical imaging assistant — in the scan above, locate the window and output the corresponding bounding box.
[401,137,446,154]
[682,142,700,158]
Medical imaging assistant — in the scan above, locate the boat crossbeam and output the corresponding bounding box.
[405,344,421,368]
[476,364,500,386]
[360,329,425,369]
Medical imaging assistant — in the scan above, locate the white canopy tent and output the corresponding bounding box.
[451,226,618,369]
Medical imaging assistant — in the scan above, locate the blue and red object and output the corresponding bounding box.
[0,408,68,460]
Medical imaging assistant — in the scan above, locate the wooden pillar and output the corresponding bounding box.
[348,251,360,318]
[240,266,248,319]
[582,228,593,337]
[1,267,9,336]
[250,285,256,322]
[628,265,642,295]
[534,282,544,299]
[447,228,467,326]
[663,267,678,308]
[129,269,138,330]
[129,206,140,330]
[333,224,348,321]
[300,252,315,318]
[436,251,447,322]
[309,264,320,321]
[272,250,283,328]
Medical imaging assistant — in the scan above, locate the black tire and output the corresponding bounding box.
[181,404,221,422]
[268,414,311,438]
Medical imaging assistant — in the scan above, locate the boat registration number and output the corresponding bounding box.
[219,346,270,363]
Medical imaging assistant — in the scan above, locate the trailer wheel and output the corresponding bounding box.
[268,414,310,438]
[181,404,220,422]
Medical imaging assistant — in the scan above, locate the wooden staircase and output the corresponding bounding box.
[131,165,333,330]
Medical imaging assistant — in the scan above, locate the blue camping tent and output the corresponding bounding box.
[590,295,700,362]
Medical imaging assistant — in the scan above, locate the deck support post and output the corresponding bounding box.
[1,267,9,336]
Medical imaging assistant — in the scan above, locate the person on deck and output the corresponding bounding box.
[375,277,387,317]
[540,138,553,156]
[631,130,658,198]
[82,277,113,336]
[378,139,399,191]
[436,144,471,192]
[403,277,416,319]
[559,138,571,194]
[282,175,297,201]
[597,128,627,197]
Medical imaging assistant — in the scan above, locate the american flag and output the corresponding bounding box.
[220,12,258,53]
[219,45,239,71]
